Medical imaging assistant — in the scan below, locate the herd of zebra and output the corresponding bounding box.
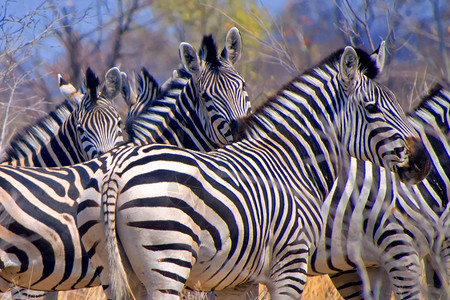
[0,27,448,299]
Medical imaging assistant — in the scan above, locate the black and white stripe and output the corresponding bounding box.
[125,27,251,151]
[0,30,253,296]
[1,67,124,167]
[309,84,450,300]
[76,44,430,299]
[0,67,124,298]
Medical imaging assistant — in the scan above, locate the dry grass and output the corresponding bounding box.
[56,287,106,300]
[302,275,344,300]
[53,275,344,300]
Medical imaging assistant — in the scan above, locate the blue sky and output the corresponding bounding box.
[2,0,288,62]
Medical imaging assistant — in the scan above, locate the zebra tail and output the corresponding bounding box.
[102,178,135,300]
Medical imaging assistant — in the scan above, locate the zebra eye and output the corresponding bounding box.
[365,103,378,114]
[201,91,212,101]
[77,125,85,135]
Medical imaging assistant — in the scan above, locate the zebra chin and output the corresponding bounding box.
[394,136,431,184]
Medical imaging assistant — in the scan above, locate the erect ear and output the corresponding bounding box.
[121,71,135,107]
[221,27,242,64]
[58,74,83,105]
[179,42,201,76]
[339,46,360,93]
[370,41,386,73]
[101,67,122,101]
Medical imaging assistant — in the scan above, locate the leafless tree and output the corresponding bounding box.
[0,0,63,147]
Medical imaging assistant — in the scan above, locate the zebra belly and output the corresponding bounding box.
[309,233,380,276]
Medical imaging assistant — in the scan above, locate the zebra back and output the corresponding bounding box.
[0,67,124,167]
[126,27,251,151]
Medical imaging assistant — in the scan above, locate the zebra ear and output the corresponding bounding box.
[121,71,135,107]
[339,46,360,93]
[101,67,122,101]
[58,74,83,105]
[221,27,242,64]
[179,42,201,76]
[370,41,386,73]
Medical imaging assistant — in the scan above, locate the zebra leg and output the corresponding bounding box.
[124,243,194,300]
[330,268,393,300]
[117,218,197,299]
[366,267,394,299]
[379,233,424,298]
[424,255,450,299]
[267,241,310,299]
[329,270,364,300]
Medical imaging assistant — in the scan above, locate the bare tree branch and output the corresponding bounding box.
[107,0,141,68]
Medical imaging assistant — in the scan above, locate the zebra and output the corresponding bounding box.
[124,27,251,151]
[0,67,124,297]
[75,44,431,299]
[308,83,450,299]
[0,67,124,167]
[0,30,253,296]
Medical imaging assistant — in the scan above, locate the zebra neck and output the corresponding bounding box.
[0,100,76,167]
[173,78,220,150]
[410,109,449,137]
[126,71,216,150]
[410,120,450,215]
[409,87,450,136]
[235,75,343,201]
[127,91,215,150]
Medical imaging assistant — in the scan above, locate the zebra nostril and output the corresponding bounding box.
[394,147,404,159]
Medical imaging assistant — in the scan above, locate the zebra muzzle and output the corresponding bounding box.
[395,136,431,184]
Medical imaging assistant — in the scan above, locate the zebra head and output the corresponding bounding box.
[337,43,431,184]
[59,67,123,160]
[179,27,251,146]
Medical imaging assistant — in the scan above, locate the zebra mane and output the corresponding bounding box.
[1,100,75,162]
[413,83,445,110]
[125,67,191,139]
[85,67,100,103]
[318,47,380,79]
[199,35,221,68]
[159,67,191,98]
[234,46,380,140]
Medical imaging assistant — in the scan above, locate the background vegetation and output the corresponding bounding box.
[0,0,448,298]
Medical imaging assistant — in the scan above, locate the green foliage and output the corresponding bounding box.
[151,0,274,100]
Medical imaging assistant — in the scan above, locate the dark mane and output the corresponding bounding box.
[159,67,191,98]
[199,35,221,68]
[412,83,445,111]
[85,67,100,101]
[316,47,379,79]
[1,100,74,162]
[234,46,379,140]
